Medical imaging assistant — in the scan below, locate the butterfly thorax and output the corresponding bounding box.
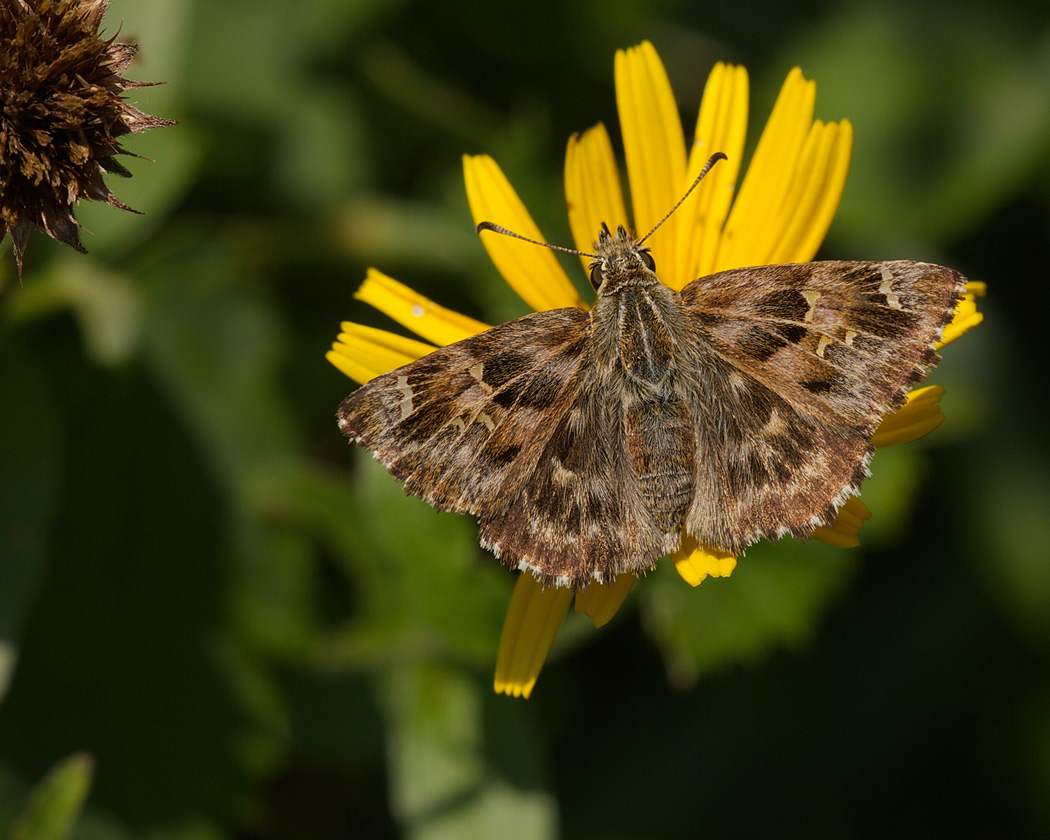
[589,225,685,388]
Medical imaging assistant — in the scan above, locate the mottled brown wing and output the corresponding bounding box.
[477,385,667,589]
[338,308,590,517]
[678,260,964,553]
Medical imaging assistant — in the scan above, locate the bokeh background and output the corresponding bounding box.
[2,0,1049,837]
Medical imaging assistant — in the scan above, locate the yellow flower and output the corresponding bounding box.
[327,41,982,700]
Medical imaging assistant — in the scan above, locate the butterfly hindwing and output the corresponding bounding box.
[679,350,872,552]
[478,384,671,588]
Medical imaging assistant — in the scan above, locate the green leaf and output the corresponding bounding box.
[10,754,94,840]
[346,456,509,664]
[0,342,61,702]
[5,259,144,366]
[973,443,1050,644]
[640,541,856,687]
[381,665,557,840]
[788,3,1050,251]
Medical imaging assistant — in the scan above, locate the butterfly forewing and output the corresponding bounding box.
[337,307,590,517]
[680,261,964,434]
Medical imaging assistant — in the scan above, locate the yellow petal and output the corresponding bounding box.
[464,154,585,312]
[355,268,490,346]
[564,123,628,276]
[574,574,635,628]
[769,118,853,264]
[812,496,872,548]
[672,536,737,587]
[870,385,946,449]
[688,62,749,283]
[715,67,816,271]
[939,281,986,347]
[494,572,573,699]
[327,322,436,384]
[615,41,687,283]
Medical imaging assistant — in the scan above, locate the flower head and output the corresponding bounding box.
[328,41,982,699]
[0,0,175,277]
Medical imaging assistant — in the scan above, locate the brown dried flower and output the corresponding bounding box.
[0,0,175,277]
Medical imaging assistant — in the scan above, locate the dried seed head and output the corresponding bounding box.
[0,0,176,278]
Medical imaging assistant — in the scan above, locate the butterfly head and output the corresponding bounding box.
[476,153,726,296]
[588,223,657,293]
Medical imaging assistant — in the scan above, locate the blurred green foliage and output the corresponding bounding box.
[1,0,1048,838]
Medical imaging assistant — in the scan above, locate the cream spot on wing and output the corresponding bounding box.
[802,290,821,322]
[478,411,496,431]
[762,409,789,436]
[844,329,858,346]
[469,362,493,394]
[725,369,749,395]
[551,457,575,486]
[396,375,414,419]
[452,416,467,432]
[879,265,903,310]
[816,334,834,358]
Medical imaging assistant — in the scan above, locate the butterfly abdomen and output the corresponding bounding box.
[625,398,695,547]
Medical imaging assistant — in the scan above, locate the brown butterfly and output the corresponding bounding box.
[337,154,964,589]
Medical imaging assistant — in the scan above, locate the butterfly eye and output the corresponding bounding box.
[640,251,656,271]
[589,264,604,290]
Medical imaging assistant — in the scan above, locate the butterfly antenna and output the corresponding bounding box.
[476,221,597,259]
[637,152,727,246]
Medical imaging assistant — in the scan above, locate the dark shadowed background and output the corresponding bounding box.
[2,0,1049,838]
